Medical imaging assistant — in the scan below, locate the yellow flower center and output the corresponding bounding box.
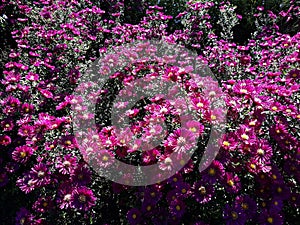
[181,188,187,194]
[277,187,282,193]
[250,164,256,169]
[189,127,197,132]
[231,211,238,220]
[150,192,156,197]
[146,205,152,211]
[43,202,48,207]
[223,141,230,147]
[196,102,204,108]
[240,89,247,94]
[292,73,297,77]
[132,214,137,219]
[102,155,109,161]
[241,203,248,210]
[257,149,264,155]
[249,120,256,126]
[241,134,249,140]
[20,152,27,158]
[211,115,217,120]
[180,159,185,166]
[176,205,181,211]
[65,140,72,145]
[79,195,86,203]
[227,180,234,187]
[208,168,216,175]
[267,217,273,223]
[271,106,278,111]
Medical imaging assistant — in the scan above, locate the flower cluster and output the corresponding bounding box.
[0,0,299,224]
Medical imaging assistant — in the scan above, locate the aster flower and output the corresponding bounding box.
[127,208,142,225]
[71,163,92,186]
[30,163,51,187]
[175,181,191,198]
[223,203,247,225]
[12,145,34,164]
[94,149,115,169]
[141,200,156,216]
[167,173,183,187]
[192,180,214,203]
[236,125,256,146]
[252,139,273,164]
[16,172,36,193]
[158,155,174,171]
[271,181,291,200]
[15,207,34,225]
[18,124,35,137]
[169,199,186,218]
[235,195,257,219]
[201,160,225,184]
[0,135,11,146]
[268,198,283,213]
[185,120,205,135]
[56,154,78,175]
[21,103,34,114]
[258,210,283,225]
[143,186,162,204]
[164,128,197,154]
[56,182,73,210]
[232,80,255,95]
[32,196,53,213]
[60,134,78,149]
[70,186,97,211]
[223,172,242,194]
[0,118,14,131]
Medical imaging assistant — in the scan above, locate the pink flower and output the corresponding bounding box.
[12,145,34,164]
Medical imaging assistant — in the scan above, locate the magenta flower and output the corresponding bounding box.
[0,135,11,146]
[201,160,225,184]
[15,208,34,225]
[258,210,283,225]
[192,180,214,203]
[169,199,186,218]
[30,163,51,187]
[223,203,247,225]
[32,196,53,213]
[70,186,97,211]
[252,139,273,164]
[56,182,73,210]
[56,154,78,175]
[127,208,142,225]
[164,128,196,154]
[12,145,34,164]
[235,195,257,219]
[223,172,242,194]
[71,163,92,186]
[16,172,36,193]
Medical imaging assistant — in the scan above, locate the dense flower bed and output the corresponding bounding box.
[0,0,299,224]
